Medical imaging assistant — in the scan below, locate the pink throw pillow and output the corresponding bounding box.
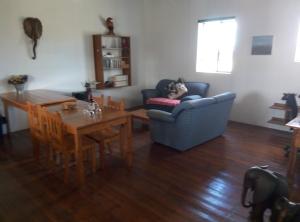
[147,98,180,107]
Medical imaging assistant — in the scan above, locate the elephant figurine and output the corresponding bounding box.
[271,197,300,222]
[241,166,289,222]
[23,17,43,60]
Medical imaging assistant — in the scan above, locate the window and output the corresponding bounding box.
[295,22,300,62]
[196,17,237,74]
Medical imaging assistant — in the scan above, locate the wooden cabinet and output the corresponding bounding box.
[93,35,131,89]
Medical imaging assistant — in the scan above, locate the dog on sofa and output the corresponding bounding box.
[166,78,188,99]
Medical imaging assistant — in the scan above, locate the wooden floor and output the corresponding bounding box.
[0,122,300,222]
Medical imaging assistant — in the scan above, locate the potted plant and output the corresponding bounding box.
[8,75,28,94]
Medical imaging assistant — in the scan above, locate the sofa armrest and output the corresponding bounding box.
[141,89,161,104]
[181,95,202,102]
[147,110,175,123]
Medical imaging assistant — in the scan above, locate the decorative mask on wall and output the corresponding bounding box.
[23,17,43,60]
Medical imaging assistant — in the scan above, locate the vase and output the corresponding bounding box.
[14,83,25,94]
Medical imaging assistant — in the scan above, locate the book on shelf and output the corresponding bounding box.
[113,80,128,87]
[110,75,128,81]
[103,58,122,69]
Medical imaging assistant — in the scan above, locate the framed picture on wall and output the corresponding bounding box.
[251,35,273,55]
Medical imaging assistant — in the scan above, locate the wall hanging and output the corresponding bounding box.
[23,17,43,60]
[251,35,273,55]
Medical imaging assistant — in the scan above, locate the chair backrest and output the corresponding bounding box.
[45,111,64,145]
[37,106,50,140]
[107,96,125,111]
[93,95,105,107]
[27,102,43,134]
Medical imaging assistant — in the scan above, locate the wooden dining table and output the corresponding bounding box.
[0,89,76,133]
[47,100,132,185]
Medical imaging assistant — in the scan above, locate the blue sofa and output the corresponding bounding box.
[141,79,209,112]
[147,92,236,151]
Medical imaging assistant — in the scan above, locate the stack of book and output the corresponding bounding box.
[110,75,128,87]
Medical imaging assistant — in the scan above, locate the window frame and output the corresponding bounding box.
[196,16,237,74]
[295,22,300,62]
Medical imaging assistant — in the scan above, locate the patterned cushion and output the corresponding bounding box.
[168,82,188,99]
[146,98,180,107]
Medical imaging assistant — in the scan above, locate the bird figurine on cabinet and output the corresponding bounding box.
[105,17,115,35]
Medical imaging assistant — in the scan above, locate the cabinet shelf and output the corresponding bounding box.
[103,57,129,59]
[270,103,300,112]
[103,68,130,70]
[103,68,122,70]
[270,103,292,111]
[267,117,287,126]
[102,48,122,50]
[102,47,129,50]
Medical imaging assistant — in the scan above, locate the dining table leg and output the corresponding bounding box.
[287,128,299,181]
[74,133,85,186]
[120,122,126,159]
[126,115,133,168]
[120,116,132,168]
[31,136,40,161]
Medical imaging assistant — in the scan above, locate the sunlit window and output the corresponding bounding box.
[196,17,237,74]
[295,23,300,62]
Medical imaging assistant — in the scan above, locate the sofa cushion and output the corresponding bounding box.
[172,98,216,117]
[168,82,188,99]
[181,95,202,102]
[156,79,174,98]
[184,82,210,97]
[147,98,181,107]
[144,104,175,113]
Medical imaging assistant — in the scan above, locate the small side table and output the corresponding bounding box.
[130,109,149,129]
[131,109,149,123]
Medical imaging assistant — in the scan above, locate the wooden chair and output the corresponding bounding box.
[105,96,125,153]
[88,96,125,169]
[93,94,105,108]
[107,96,125,111]
[44,109,97,183]
[27,102,49,161]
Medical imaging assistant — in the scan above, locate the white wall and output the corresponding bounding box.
[0,0,146,131]
[143,0,300,130]
[3,0,300,132]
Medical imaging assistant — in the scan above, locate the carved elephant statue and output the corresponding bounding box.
[241,166,289,222]
[23,17,43,60]
[271,197,300,222]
